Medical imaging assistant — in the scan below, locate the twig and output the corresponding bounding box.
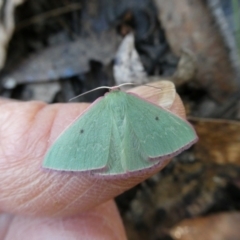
[16,3,81,30]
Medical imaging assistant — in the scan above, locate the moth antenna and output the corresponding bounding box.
[117,83,162,90]
[69,83,136,101]
[68,82,161,102]
[69,86,112,102]
[116,82,138,88]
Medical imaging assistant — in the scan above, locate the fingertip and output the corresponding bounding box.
[129,80,186,119]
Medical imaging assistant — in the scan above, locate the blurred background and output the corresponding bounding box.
[0,0,240,239]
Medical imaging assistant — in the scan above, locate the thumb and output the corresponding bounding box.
[0,80,190,217]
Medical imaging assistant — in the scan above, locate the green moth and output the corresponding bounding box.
[43,88,198,176]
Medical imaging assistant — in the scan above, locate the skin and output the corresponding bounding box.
[0,84,186,239]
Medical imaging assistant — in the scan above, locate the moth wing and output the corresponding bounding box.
[123,93,197,171]
[43,98,112,172]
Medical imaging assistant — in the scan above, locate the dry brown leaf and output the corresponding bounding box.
[170,212,240,240]
[154,0,239,101]
[190,117,240,165]
[3,30,121,83]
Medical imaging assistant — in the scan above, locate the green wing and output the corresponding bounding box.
[43,98,112,172]
[119,93,197,172]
